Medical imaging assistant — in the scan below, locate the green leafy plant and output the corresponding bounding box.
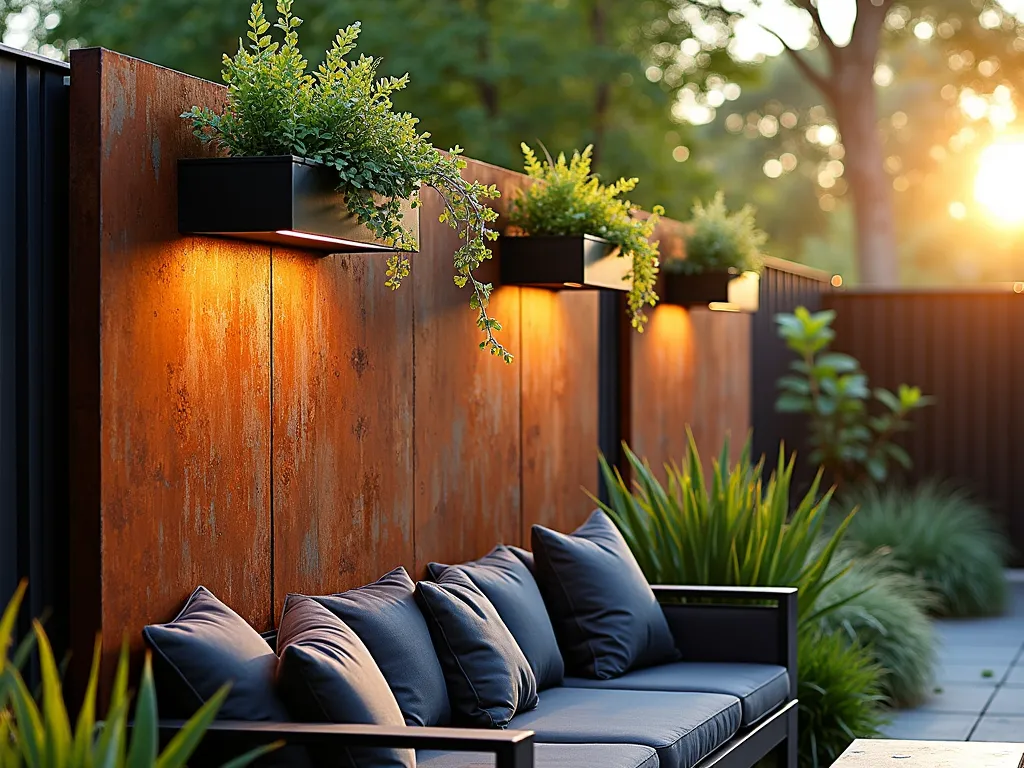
[775,306,932,486]
[592,430,856,624]
[813,550,937,707]
[840,482,1010,617]
[0,582,278,767]
[182,0,510,362]
[797,628,888,768]
[663,191,765,276]
[508,144,663,331]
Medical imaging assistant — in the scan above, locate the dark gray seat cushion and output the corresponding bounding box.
[428,545,564,690]
[311,567,451,727]
[417,743,659,768]
[564,662,790,726]
[416,569,539,727]
[532,510,679,679]
[507,687,740,768]
[276,595,413,768]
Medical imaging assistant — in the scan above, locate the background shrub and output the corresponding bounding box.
[840,482,1009,617]
[813,550,937,707]
[797,628,888,768]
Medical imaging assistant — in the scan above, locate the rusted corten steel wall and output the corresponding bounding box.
[827,288,1024,564]
[624,217,752,476]
[67,48,751,684]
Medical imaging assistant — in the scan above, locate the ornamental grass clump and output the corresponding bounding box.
[183,1,510,361]
[665,191,765,276]
[508,144,663,331]
[593,430,855,624]
[797,628,888,768]
[840,482,1009,617]
[813,550,937,707]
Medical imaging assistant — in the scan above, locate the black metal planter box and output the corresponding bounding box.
[662,269,760,312]
[499,235,631,291]
[178,155,419,253]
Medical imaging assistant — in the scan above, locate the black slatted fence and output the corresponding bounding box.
[0,43,70,657]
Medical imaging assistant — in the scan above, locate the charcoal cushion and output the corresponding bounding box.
[275,595,413,768]
[417,744,659,768]
[507,687,740,768]
[531,510,679,678]
[416,569,538,727]
[564,662,789,727]
[142,586,288,722]
[507,546,534,573]
[311,567,450,727]
[427,545,564,690]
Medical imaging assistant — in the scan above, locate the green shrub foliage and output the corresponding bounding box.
[593,430,855,624]
[814,550,937,707]
[664,191,765,275]
[0,582,277,767]
[508,144,662,331]
[840,482,1009,617]
[797,628,888,768]
[183,0,510,362]
[775,307,931,487]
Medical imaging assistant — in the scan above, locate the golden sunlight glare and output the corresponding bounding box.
[974,139,1024,223]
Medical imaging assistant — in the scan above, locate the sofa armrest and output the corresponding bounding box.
[653,585,797,698]
[153,721,535,768]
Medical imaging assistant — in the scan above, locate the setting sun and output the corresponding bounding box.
[975,138,1024,223]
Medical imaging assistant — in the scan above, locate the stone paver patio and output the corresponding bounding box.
[880,579,1024,742]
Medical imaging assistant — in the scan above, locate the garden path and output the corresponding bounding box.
[880,579,1024,742]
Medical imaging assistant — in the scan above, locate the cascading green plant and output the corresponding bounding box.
[183,0,510,362]
[508,143,663,331]
[591,430,856,625]
[0,582,277,767]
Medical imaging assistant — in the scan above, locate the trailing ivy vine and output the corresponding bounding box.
[182,0,510,362]
[508,144,662,331]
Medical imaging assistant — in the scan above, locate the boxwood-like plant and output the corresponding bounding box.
[664,192,765,276]
[182,0,510,362]
[507,144,663,331]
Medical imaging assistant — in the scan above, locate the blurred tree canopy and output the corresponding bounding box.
[3,0,755,219]
[6,0,1024,282]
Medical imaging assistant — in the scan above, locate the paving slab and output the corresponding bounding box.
[936,646,1020,665]
[985,686,1024,716]
[1006,667,1024,685]
[917,684,997,714]
[880,711,977,741]
[970,715,1024,742]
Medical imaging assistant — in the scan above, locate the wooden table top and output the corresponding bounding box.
[835,740,1024,767]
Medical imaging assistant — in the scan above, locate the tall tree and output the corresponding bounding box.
[643,0,1024,285]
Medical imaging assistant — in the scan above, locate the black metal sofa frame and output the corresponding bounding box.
[152,585,798,768]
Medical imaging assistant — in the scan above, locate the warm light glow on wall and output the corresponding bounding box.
[647,303,693,348]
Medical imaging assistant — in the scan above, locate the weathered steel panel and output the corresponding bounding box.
[69,49,273,682]
[413,160,522,570]
[520,286,600,538]
[271,247,414,615]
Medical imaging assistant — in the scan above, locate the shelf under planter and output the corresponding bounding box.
[499,235,631,291]
[662,269,760,313]
[178,155,419,253]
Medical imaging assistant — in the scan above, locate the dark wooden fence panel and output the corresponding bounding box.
[0,44,70,659]
[751,259,831,477]
[826,288,1024,561]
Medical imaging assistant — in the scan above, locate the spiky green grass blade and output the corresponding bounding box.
[840,481,1009,617]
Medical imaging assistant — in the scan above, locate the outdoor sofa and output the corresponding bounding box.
[142,511,797,768]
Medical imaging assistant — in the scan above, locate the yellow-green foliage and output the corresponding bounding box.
[183,0,509,362]
[669,191,765,275]
[0,582,277,767]
[508,144,663,331]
